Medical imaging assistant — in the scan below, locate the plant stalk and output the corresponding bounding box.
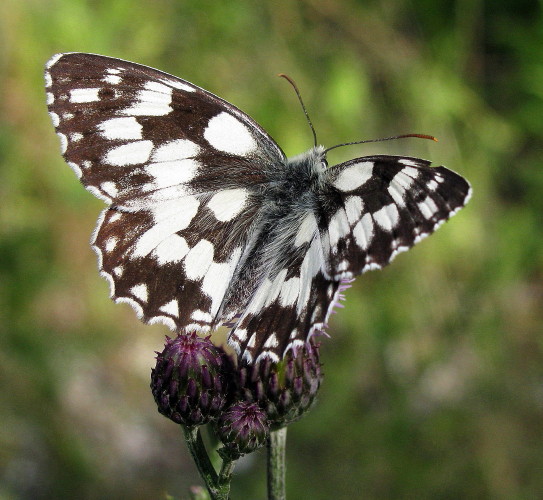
[267,427,287,500]
[183,426,233,500]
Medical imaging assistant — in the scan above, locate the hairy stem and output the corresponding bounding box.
[183,426,234,500]
[267,427,287,500]
[217,456,236,493]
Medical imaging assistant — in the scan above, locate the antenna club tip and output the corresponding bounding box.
[401,133,438,142]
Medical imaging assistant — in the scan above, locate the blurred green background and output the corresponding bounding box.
[1,0,542,498]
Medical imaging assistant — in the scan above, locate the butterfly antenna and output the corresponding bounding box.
[324,134,437,154]
[278,73,318,147]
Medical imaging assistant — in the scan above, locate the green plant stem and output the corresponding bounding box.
[183,426,233,500]
[267,427,287,500]
[217,457,236,491]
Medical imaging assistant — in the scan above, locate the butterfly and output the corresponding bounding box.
[45,53,471,364]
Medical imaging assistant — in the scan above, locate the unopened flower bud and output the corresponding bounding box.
[151,333,231,427]
[216,401,269,458]
[237,342,323,429]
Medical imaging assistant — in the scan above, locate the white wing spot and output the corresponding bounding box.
[204,112,257,155]
[202,247,242,315]
[103,74,122,85]
[353,213,374,250]
[207,188,249,221]
[418,196,440,219]
[373,204,399,231]
[150,196,200,223]
[67,162,82,178]
[294,213,317,247]
[49,112,59,127]
[58,133,68,154]
[387,182,407,208]
[132,197,199,258]
[105,140,154,166]
[109,211,122,223]
[159,299,179,317]
[328,208,351,249]
[332,162,373,192]
[152,234,190,264]
[86,186,110,202]
[191,310,213,323]
[104,237,118,252]
[44,72,52,88]
[401,166,419,179]
[144,80,175,94]
[98,117,143,140]
[344,196,364,224]
[247,333,257,348]
[69,88,100,103]
[263,333,279,349]
[399,159,419,166]
[338,260,349,271]
[120,85,172,116]
[234,328,248,342]
[130,284,148,302]
[393,172,415,193]
[146,159,199,190]
[100,181,118,197]
[279,277,300,306]
[386,203,400,227]
[255,351,280,364]
[152,139,200,162]
[184,239,214,280]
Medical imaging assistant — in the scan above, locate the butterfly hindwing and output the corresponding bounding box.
[93,197,255,330]
[229,230,342,363]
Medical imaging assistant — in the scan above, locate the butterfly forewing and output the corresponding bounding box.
[321,156,471,280]
[46,52,285,332]
[46,53,471,363]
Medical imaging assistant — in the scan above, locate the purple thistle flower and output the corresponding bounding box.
[150,333,233,427]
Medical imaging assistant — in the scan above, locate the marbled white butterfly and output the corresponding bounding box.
[45,53,471,364]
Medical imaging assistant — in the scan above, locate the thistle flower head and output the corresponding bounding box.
[216,401,269,458]
[237,341,323,430]
[150,333,232,427]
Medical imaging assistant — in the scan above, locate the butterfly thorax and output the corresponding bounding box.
[262,146,327,212]
[218,147,328,318]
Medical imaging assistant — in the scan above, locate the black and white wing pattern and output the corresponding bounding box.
[45,53,471,364]
[227,150,471,363]
[45,52,285,334]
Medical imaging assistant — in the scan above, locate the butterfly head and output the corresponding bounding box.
[286,145,327,174]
